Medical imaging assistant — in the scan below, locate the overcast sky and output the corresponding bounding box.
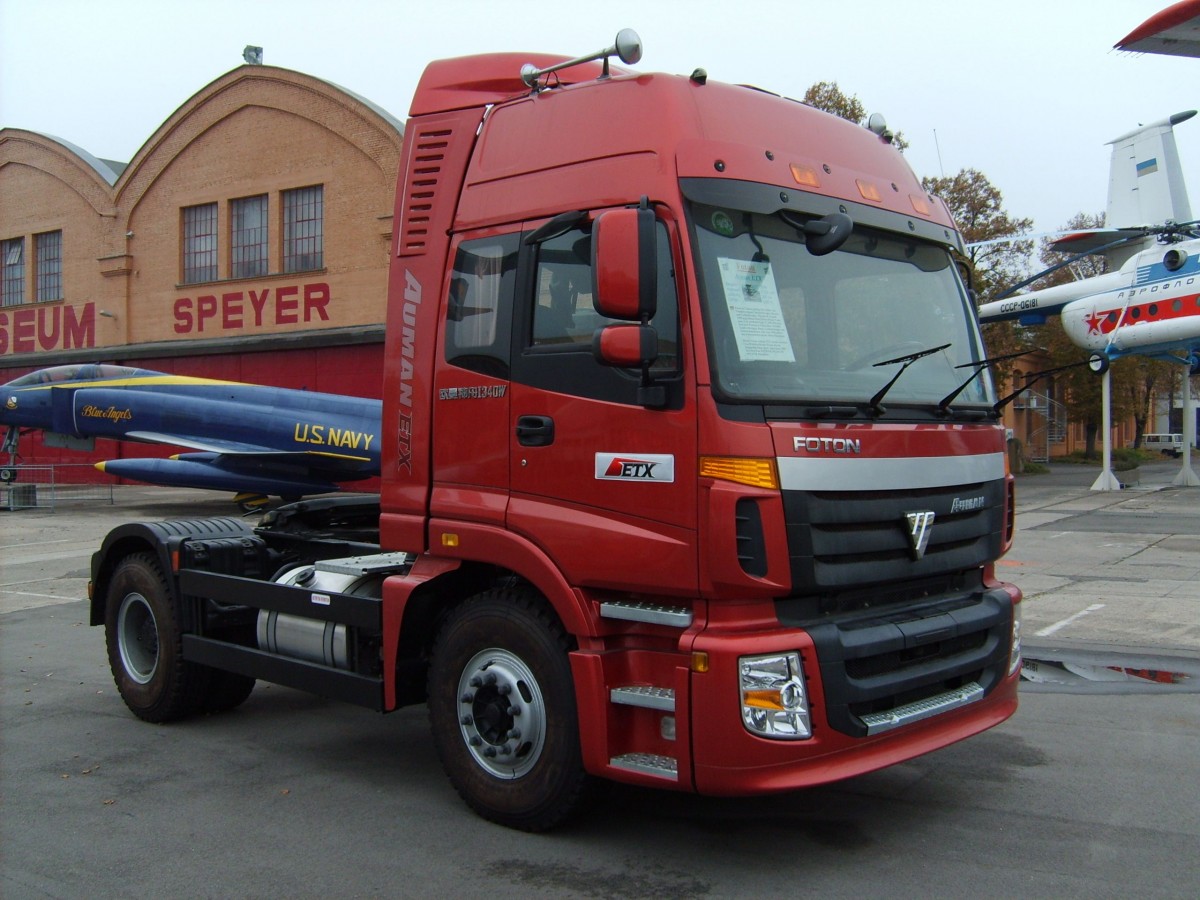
[1,0,1196,236]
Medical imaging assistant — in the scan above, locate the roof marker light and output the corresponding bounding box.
[790,163,821,188]
[856,179,882,202]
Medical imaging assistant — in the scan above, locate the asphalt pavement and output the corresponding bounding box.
[2,464,1199,897]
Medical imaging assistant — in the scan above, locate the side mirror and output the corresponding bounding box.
[780,210,853,257]
[592,323,658,368]
[592,205,657,321]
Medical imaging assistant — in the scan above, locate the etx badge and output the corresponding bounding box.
[595,453,675,483]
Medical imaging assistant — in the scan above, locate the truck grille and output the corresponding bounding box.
[782,480,1005,598]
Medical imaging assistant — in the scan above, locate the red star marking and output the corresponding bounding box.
[1084,309,1107,335]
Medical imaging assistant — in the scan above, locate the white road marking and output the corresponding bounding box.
[0,539,72,551]
[1035,603,1106,637]
[0,589,81,602]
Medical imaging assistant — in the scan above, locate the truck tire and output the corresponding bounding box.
[104,552,210,723]
[202,670,256,713]
[428,587,590,831]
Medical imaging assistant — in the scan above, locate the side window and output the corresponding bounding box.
[445,233,519,378]
[529,222,679,372]
[531,230,594,346]
[515,217,682,406]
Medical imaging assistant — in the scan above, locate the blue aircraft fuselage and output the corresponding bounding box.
[2,364,382,498]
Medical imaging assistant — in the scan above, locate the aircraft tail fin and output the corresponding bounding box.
[1106,110,1195,230]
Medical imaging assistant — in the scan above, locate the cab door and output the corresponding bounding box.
[507,210,697,595]
[430,231,519,528]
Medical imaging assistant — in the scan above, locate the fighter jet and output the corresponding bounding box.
[1,364,381,505]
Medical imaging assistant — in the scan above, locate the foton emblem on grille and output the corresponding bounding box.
[905,511,935,560]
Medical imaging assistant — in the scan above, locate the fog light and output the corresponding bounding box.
[739,652,811,739]
[1009,604,1023,676]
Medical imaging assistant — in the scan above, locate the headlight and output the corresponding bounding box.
[1009,604,1023,676]
[739,652,811,739]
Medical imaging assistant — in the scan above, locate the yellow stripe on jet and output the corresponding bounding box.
[16,375,241,392]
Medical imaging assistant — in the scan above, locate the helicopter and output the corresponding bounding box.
[975,109,1199,489]
[977,110,1199,376]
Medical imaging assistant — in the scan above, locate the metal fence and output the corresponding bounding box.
[1,465,114,511]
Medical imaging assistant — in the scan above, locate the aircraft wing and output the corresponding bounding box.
[1116,0,1200,58]
[123,431,372,464]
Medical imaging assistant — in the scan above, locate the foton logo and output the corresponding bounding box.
[595,453,675,483]
[905,511,935,560]
[793,436,861,454]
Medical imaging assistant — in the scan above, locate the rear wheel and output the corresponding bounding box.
[104,553,210,722]
[428,587,589,831]
[202,670,256,713]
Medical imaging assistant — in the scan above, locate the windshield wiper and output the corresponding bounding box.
[868,343,951,415]
[936,349,1038,418]
[993,359,1090,414]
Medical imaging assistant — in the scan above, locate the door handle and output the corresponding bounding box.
[516,415,555,447]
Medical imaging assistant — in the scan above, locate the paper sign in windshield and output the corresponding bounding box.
[717,259,795,362]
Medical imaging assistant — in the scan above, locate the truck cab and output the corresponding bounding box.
[91,32,1021,831]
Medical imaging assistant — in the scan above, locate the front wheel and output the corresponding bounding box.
[428,587,590,831]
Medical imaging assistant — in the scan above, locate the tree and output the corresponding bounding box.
[924,169,1034,300]
[803,81,909,151]
[921,169,1036,383]
[804,81,867,124]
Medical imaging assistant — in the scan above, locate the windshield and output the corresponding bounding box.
[5,364,141,387]
[689,201,994,409]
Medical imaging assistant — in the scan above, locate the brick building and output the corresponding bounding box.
[0,63,403,469]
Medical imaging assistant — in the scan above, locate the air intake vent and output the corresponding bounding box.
[735,498,768,577]
[398,127,452,257]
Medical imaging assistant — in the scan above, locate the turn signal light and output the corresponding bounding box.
[699,456,779,490]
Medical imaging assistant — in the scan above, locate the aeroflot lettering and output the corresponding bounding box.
[294,423,375,452]
[793,437,862,454]
[396,269,421,474]
[1116,277,1195,300]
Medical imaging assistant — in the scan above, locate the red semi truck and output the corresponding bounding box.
[90,31,1022,830]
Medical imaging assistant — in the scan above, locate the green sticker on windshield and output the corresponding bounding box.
[711,211,734,237]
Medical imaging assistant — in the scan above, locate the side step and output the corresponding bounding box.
[599,600,692,627]
[610,752,678,781]
[610,685,675,711]
[314,552,413,576]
